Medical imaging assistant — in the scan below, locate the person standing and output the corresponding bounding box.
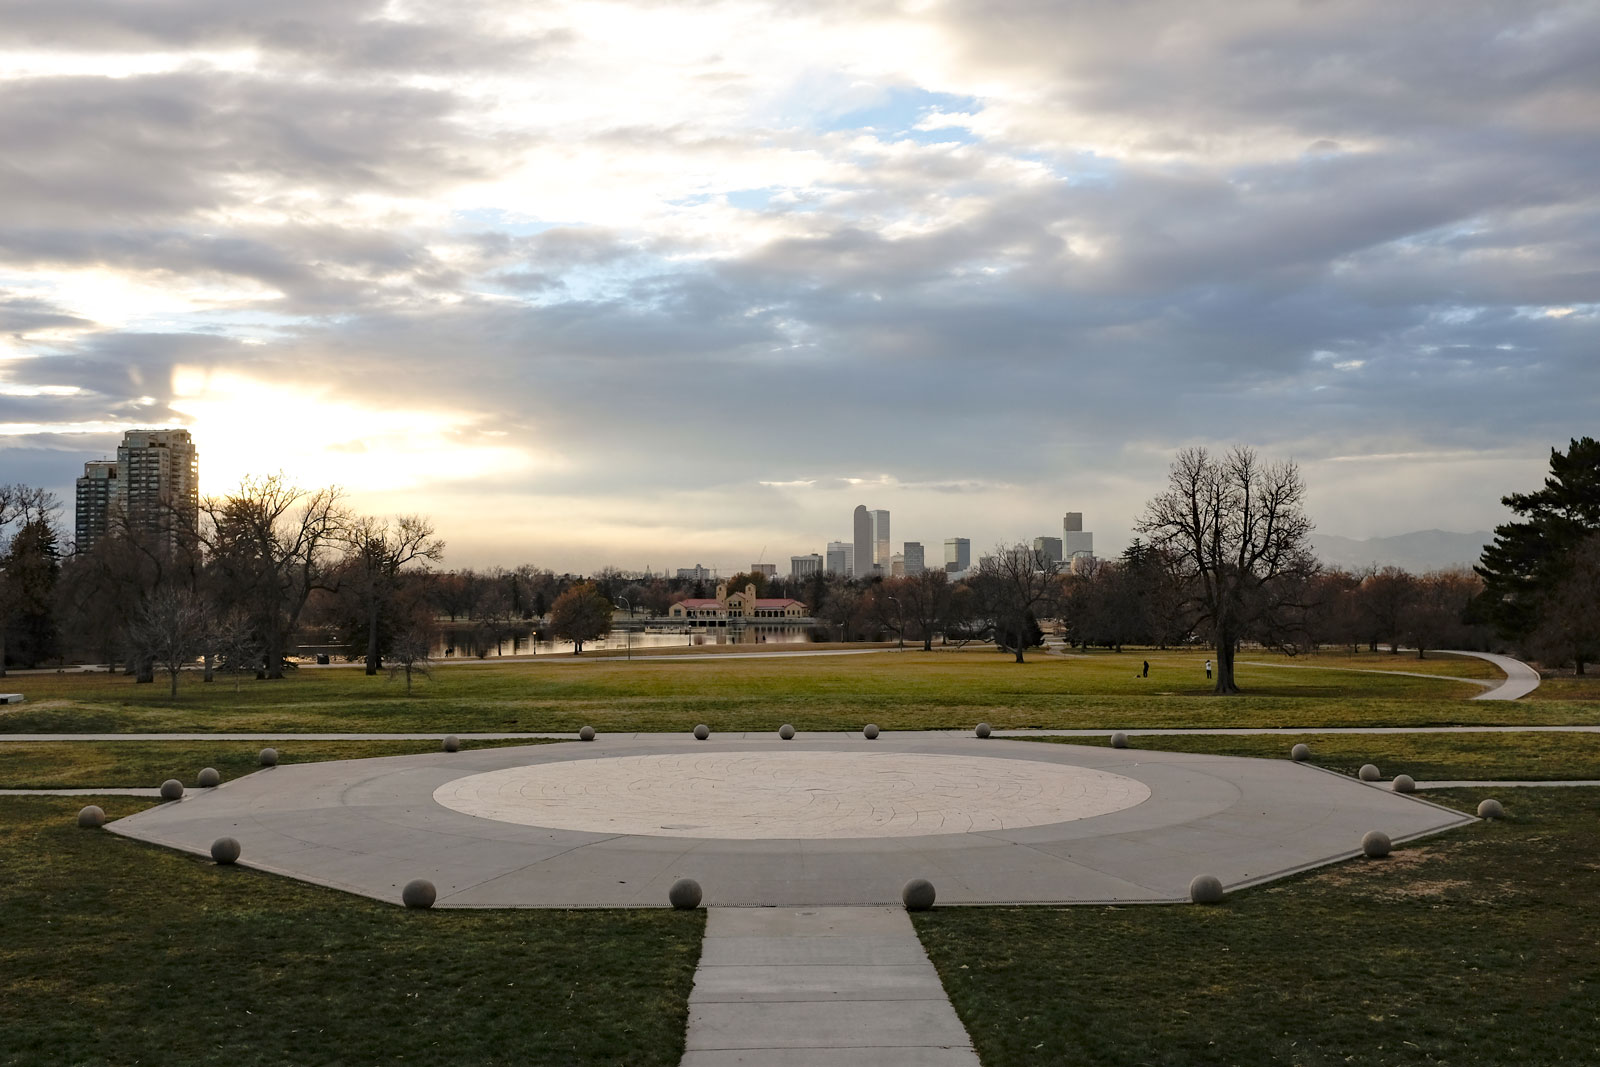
[1205,658,1213,680]
[1142,660,1149,678]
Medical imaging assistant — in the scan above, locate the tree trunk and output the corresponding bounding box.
[265,626,284,680]
[203,653,214,683]
[169,669,179,698]
[136,654,154,684]
[365,599,381,676]
[0,623,6,678]
[1215,634,1240,694]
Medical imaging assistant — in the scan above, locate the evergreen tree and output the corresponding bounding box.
[1477,437,1600,666]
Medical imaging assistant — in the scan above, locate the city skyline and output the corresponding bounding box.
[2,3,1595,570]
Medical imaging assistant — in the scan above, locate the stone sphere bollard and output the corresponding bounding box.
[159,779,185,801]
[442,735,460,753]
[1110,732,1129,749]
[863,724,880,740]
[77,805,106,829]
[779,724,795,740]
[402,879,437,909]
[975,723,992,739]
[1392,774,1416,794]
[197,767,221,788]
[1477,798,1505,820]
[211,837,241,865]
[669,878,702,910]
[902,878,937,911]
[579,725,596,742]
[258,747,278,767]
[1362,830,1392,858]
[1290,743,1311,762]
[693,724,710,740]
[1358,764,1380,782]
[1188,874,1225,904]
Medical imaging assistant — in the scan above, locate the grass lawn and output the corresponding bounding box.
[3,649,1594,735]
[1034,731,1600,782]
[0,796,703,1067]
[915,787,1600,1067]
[0,738,561,790]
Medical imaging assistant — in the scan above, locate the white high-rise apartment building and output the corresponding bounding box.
[79,429,199,552]
[903,541,925,575]
[791,554,823,578]
[826,541,854,576]
[944,537,971,573]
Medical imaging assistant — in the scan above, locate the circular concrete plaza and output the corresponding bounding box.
[433,752,1152,839]
[108,734,1472,908]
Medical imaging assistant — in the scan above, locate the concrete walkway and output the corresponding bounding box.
[1449,650,1544,700]
[682,906,978,1066]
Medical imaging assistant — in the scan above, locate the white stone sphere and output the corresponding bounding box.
[1477,798,1505,820]
[159,779,184,801]
[197,767,221,787]
[1358,764,1380,782]
[579,725,596,742]
[77,805,106,829]
[442,735,460,753]
[902,878,936,911]
[693,724,710,740]
[1110,732,1129,749]
[1362,830,1392,858]
[402,879,437,909]
[863,724,880,740]
[211,837,241,864]
[669,878,703,910]
[1290,744,1311,762]
[779,724,795,740]
[1392,774,1416,794]
[1189,874,1225,904]
[975,723,992,739]
[258,747,278,767]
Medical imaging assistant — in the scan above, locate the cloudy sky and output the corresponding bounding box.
[2,0,1596,572]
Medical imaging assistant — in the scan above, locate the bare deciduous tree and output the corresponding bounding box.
[341,515,445,675]
[976,544,1061,663]
[129,587,211,698]
[1138,446,1318,694]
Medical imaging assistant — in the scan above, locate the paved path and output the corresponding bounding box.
[1448,650,1544,700]
[681,906,977,1066]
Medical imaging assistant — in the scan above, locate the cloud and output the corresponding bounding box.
[3,0,1598,567]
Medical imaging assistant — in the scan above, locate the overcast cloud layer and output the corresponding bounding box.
[2,0,1596,571]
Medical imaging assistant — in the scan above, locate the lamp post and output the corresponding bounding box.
[887,595,904,650]
[615,596,632,661]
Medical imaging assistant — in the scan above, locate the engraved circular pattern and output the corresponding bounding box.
[432,752,1152,839]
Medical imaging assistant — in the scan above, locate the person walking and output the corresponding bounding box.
[1205,658,1213,680]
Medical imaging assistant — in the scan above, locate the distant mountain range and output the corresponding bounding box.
[1311,530,1494,574]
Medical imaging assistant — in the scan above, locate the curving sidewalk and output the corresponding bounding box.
[1440,650,1543,700]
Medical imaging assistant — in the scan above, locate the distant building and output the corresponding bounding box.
[890,553,905,577]
[871,509,891,570]
[751,563,778,579]
[853,505,873,578]
[944,537,971,573]
[1063,512,1094,561]
[677,564,715,582]
[826,541,854,576]
[903,541,925,576]
[669,583,809,624]
[76,429,199,553]
[1033,536,1063,564]
[74,460,118,553]
[791,554,823,579]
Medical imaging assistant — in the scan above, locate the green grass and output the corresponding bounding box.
[915,787,1600,1067]
[1034,731,1600,782]
[0,796,703,1067]
[3,649,1593,735]
[0,738,561,790]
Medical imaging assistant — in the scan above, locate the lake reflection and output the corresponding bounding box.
[431,623,810,659]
